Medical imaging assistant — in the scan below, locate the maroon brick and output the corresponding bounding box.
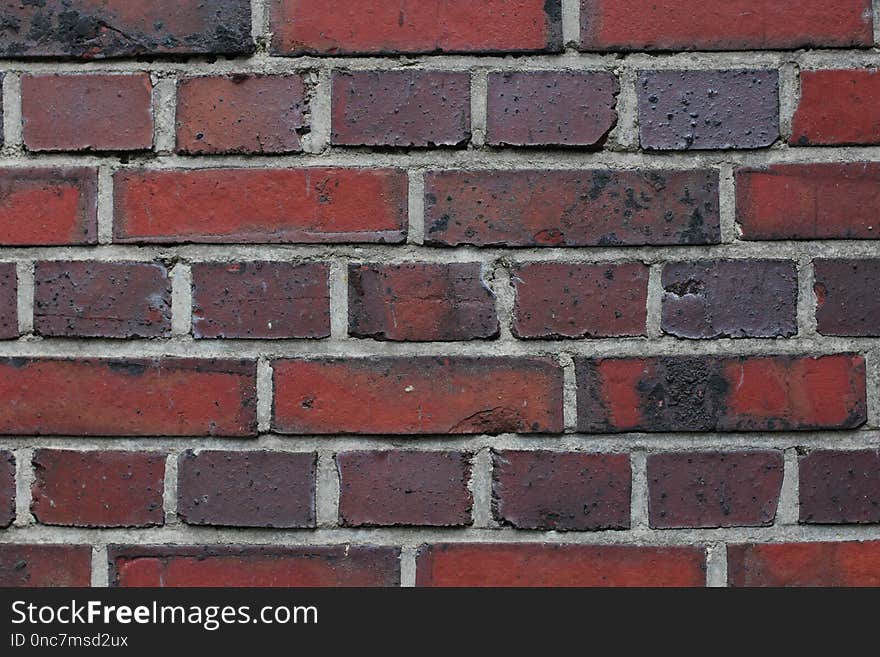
[576,354,866,433]
[337,451,472,527]
[486,71,619,147]
[737,163,880,240]
[0,262,17,339]
[22,74,153,152]
[814,259,880,336]
[31,449,164,528]
[728,542,880,587]
[647,451,783,529]
[492,450,631,531]
[425,169,720,247]
[791,70,880,146]
[192,262,329,340]
[799,450,880,524]
[0,450,13,528]
[511,262,648,339]
[661,260,798,339]
[638,70,779,150]
[111,545,400,587]
[348,263,498,342]
[178,451,316,529]
[34,261,171,339]
[0,1,253,59]
[331,71,470,148]
[176,75,307,155]
[0,545,92,587]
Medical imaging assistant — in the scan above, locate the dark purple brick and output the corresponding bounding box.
[814,259,880,336]
[177,450,316,529]
[34,261,171,338]
[192,262,330,339]
[638,70,779,150]
[0,263,17,339]
[492,450,631,531]
[648,451,783,528]
[661,260,798,339]
[799,450,880,524]
[486,71,619,147]
[331,71,470,147]
[0,450,13,528]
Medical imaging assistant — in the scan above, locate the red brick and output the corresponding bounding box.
[337,451,472,527]
[577,354,866,433]
[799,450,880,524]
[728,542,880,587]
[791,70,880,146]
[814,259,880,336]
[34,261,171,339]
[0,262,17,339]
[0,450,13,528]
[110,545,400,587]
[416,543,706,586]
[0,545,91,587]
[425,169,720,247]
[736,163,880,240]
[348,263,498,342]
[178,451,316,528]
[0,1,253,59]
[492,451,631,531]
[22,74,153,152]
[113,168,408,244]
[511,262,648,339]
[176,75,307,155]
[0,358,257,437]
[580,0,873,51]
[270,0,562,55]
[332,71,470,148]
[192,262,329,339]
[0,168,97,246]
[31,449,164,528]
[272,357,563,435]
[647,451,783,529]
[487,71,618,147]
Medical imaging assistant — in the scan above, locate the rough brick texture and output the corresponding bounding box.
[0,545,92,587]
[814,259,880,336]
[728,542,880,587]
[0,262,17,339]
[0,450,13,528]
[799,450,880,524]
[791,70,880,146]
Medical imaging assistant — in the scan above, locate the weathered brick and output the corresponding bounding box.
[736,163,880,240]
[580,0,873,51]
[799,450,880,524]
[661,260,798,339]
[492,451,631,531]
[416,544,706,586]
[0,1,253,59]
[791,70,880,146]
[577,354,866,433]
[34,261,171,339]
[110,545,400,587]
[0,358,257,437]
[0,262,17,339]
[728,542,880,586]
[113,168,408,244]
[648,452,783,529]
[486,71,619,147]
[176,75,307,155]
[425,169,720,247]
[638,70,779,150]
[331,71,471,148]
[272,357,564,435]
[337,451,472,527]
[31,449,164,528]
[192,262,329,340]
[0,168,97,246]
[814,259,880,336]
[22,74,153,152]
[0,450,13,528]
[178,451,316,529]
[511,262,648,339]
[270,0,563,55]
[348,263,498,342]
[0,545,91,587]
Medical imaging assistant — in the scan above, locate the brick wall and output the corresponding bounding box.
[0,0,879,587]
